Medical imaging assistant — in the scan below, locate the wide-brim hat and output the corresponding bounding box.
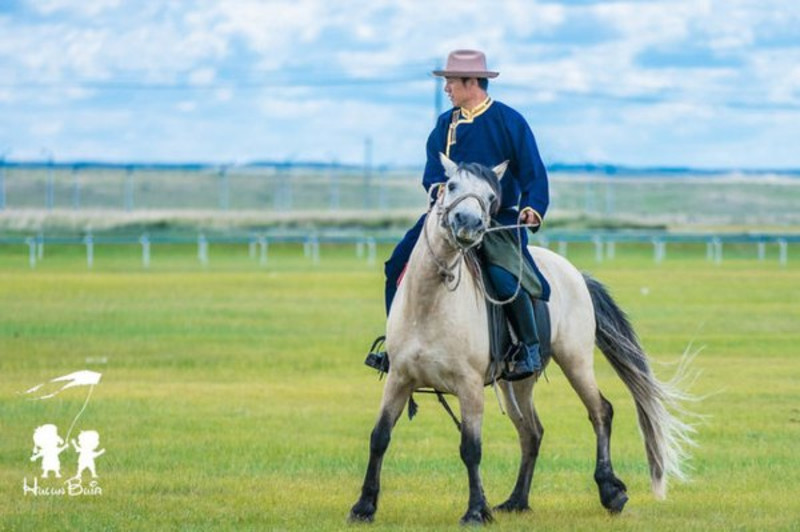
[432,49,499,79]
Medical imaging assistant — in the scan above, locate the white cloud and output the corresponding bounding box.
[29,0,121,17]
[189,68,216,86]
[0,0,798,167]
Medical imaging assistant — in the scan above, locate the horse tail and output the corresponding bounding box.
[583,273,697,500]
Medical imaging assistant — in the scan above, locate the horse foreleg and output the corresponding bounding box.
[495,378,543,513]
[457,383,493,525]
[561,360,629,513]
[349,375,412,523]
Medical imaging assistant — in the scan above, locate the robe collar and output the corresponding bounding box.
[459,97,492,120]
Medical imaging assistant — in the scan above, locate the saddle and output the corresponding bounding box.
[481,265,552,384]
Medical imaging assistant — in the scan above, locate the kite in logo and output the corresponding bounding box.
[23,370,102,442]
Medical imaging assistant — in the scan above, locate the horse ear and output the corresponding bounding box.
[492,160,509,180]
[439,152,458,177]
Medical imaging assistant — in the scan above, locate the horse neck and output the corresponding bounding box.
[401,212,475,311]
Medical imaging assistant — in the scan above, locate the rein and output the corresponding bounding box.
[424,185,538,305]
[419,184,540,428]
[422,189,487,290]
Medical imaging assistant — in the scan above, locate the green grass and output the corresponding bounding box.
[1,242,799,530]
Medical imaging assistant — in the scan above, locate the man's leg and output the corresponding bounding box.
[487,264,541,380]
[365,214,427,371]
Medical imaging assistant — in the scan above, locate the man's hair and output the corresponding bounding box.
[461,77,489,91]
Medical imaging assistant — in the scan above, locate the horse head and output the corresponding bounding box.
[438,153,507,249]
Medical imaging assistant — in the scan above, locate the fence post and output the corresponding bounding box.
[593,235,603,263]
[198,234,209,266]
[83,233,94,269]
[258,235,268,266]
[778,239,788,266]
[557,240,568,257]
[606,240,616,260]
[652,239,666,263]
[34,231,44,261]
[757,241,766,261]
[140,233,150,269]
[25,237,36,268]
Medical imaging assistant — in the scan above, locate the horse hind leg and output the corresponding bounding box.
[495,378,543,513]
[349,374,413,523]
[559,354,629,513]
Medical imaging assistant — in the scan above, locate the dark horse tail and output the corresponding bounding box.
[583,273,697,499]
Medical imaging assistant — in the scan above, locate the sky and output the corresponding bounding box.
[1,0,799,169]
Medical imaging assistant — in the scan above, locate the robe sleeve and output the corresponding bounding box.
[510,113,549,220]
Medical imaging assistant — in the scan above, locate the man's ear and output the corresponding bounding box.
[492,160,509,180]
[439,152,459,177]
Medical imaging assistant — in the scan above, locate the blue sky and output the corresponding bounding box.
[1,0,799,169]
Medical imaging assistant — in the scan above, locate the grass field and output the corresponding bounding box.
[1,242,799,530]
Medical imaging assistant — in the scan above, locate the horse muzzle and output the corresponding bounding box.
[448,210,487,247]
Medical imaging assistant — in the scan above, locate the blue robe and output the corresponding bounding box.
[384,98,550,314]
[423,98,549,221]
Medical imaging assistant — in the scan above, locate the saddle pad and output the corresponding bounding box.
[482,266,552,383]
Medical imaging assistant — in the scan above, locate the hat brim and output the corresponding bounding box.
[432,70,499,79]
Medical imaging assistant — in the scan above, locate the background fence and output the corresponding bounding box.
[2,163,800,226]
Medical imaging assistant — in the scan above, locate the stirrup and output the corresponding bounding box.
[501,343,538,382]
[364,336,390,373]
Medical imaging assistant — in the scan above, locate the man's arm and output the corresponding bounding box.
[511,114,549,229]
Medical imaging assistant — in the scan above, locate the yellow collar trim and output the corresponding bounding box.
[446,97,493,157]
[459,97,492,120]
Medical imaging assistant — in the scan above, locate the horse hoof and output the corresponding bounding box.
[460,506,494,525]
[348,501,376,523]
[605,491,629,514]
[494,499,531,513]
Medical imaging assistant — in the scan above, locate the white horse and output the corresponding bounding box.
[350,154,696,525]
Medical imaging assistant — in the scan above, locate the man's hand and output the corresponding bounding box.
[519,207,541,228]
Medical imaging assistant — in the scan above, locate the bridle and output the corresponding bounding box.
[422,179,492,291]
[422,175,534,305]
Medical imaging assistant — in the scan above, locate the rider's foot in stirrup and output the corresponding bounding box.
[503,343,541,381]
[364,335,390,373]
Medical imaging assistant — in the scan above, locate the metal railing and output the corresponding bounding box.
[2,230,796,269]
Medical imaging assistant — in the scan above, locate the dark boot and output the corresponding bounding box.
[364,335,390,373]
[503,293,542,381]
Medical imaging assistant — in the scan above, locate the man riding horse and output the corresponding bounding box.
[367,49,550,381]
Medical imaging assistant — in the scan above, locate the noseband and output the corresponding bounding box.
[421,182,494,290]
[437,190,492,251]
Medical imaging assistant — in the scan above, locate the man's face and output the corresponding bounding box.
[444,77,470,108]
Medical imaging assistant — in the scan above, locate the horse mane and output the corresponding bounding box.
[457,162,502,215]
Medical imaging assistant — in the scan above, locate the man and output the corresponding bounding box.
[366,49,550,381]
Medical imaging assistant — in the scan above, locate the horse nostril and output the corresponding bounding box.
[454,212,465,225]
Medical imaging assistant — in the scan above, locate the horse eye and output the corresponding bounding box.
[447,182,457,192]
[488,193,496,204]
